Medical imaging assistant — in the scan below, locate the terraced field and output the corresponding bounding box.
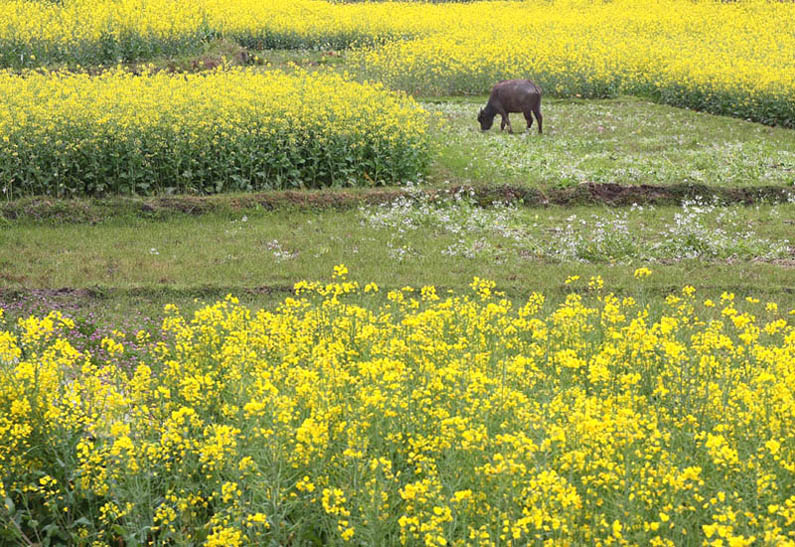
[1,1,794,545]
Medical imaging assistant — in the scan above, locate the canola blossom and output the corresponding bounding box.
[2,274,794,544]
[0,0,447,65]
[353,0,795,127]
[0,69,429,196]
[1,0,794,126]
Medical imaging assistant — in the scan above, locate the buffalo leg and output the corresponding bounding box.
[523,111,534,132]
[499,112,512,134]
[533,107,543,135]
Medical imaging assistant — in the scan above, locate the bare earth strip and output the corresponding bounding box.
[2,183,794,224]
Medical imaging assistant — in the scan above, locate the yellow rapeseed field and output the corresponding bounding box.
[1,0,794,125]
[352,0,795,125]
[0,0,445,63]
[0,68,429,196]
[2,270,794,544]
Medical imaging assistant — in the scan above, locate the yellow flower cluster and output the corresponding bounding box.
[352,0,795,125]
[2,0,793,125]
[2,273,794,544]
[0,0,445,65]
[0,68,429,196]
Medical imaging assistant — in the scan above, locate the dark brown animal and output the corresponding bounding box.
[477,79,542,134]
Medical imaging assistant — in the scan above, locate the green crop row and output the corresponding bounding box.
[0,69,430,197]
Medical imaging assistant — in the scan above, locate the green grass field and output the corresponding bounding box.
[428,97,795,189]
[2,16,795,547]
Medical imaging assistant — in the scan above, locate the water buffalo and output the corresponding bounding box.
[477,79,542,134]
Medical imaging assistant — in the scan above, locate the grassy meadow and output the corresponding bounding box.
[1,0,795,545]
[428,97,795,189]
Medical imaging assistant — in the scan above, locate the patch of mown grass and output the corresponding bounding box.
[428,97,795,190]
[1,204,792,291]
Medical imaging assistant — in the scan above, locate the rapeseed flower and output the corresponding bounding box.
[1,270,794,543]
[0,68,430,197]
[1,1,792,125]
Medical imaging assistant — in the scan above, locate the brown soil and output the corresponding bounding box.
[192,183,794,209]
[476,183,794,207]
[2,183,793,223]
[136,183,795,211]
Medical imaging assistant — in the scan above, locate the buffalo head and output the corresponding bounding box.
[477,108,494,131]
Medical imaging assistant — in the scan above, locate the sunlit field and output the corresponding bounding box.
[427,99,795,189]
[352,0,795,126]
[2,0,794,125]
[0,69,428,197]
[1,0,795,544]
[3,272,795,545]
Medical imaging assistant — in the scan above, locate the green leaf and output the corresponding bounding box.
[69,516,92,528]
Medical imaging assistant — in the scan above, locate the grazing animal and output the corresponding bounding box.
[478,79,542,134]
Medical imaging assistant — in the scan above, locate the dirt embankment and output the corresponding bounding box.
[2,183,793,223]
